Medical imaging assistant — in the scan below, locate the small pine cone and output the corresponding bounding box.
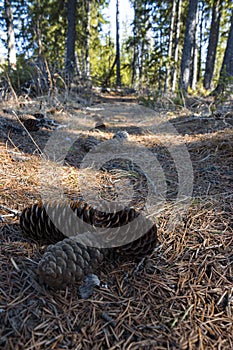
[83,136,100,152]
[112,131,129,141]
[19,115,40,131]
[33,112,45,119]
[94,121,106,130]
[38,238,104,288]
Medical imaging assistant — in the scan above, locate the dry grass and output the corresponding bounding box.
[0,96,233,349]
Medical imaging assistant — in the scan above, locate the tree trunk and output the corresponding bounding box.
[165,0,176,91]
[65,0,77,81]
[4,0,16,71]
[116,0,121,87]
[203,0,222,90]
[214,9,233,94]
[139,40,145,90]
[190,7,198,90]
[197,1,204,82]
[85,0,91,80]
[179,0,199,92]
[131,1,139,89]
[172,0,182,92]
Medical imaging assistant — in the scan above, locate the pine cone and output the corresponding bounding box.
[20,200,137,244]
[94,121,106,130]
[112,130,129,141]
[20,202,67,243]
[18,115,41,131]
[38,238,104,288]
[20,199,156,251]
[83,136,100,152]
[115,222,157,259]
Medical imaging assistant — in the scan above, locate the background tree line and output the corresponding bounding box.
[1,0,233,96]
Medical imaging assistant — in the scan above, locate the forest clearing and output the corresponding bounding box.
[0,92,232,349]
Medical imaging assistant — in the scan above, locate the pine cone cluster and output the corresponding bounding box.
[20,199,157,288]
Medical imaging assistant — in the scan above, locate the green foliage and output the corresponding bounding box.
[0,55,36,92]
[171,92,185,108]
[138,90,163,109]
[90,34,116,85]
[1,0,233,95]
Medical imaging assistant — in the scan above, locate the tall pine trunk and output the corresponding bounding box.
[190,8,198,90]
[116,0,121,87]
[165,0,176,91]
[65,0,77,81]
[131,1,138,89]
[197,1,205,82]
[214,9,233,94]
[172,0,182,92]
[4,0,16,71]
[203,0,222,90]
[179,0,199,92]
[85,0,91,80]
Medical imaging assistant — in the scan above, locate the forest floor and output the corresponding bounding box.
[0,91,233,350]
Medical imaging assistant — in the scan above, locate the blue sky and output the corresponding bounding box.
[103,0,134,41]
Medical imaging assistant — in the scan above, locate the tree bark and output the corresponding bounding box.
[214,9,233,94]
[165,0,176,91]
[172,0,182,92]
[85,0,91,80]
[203,0,222,90]
[197,1,204,82]
[131,0,138,88]
[179,0,199,92]
[116,0,121,87]
[65,0,77,81]
[4,0,16,71]
[190,7,198,90]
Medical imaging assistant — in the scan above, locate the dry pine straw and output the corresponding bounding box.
[0,198,232,350]
[0,108,233,349]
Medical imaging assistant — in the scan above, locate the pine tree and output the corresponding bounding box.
[214,8,233,94]
[116,0,121,87]
[203,0,222,90]
[179,0,199,92]
[172,0,182,91]
[4,0,16,71]
[165,0,177,91]
[65,0,77,81]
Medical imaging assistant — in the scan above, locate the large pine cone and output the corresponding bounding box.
[20,200,137,244]
[20,200,157,288]
[115,222,157,259]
